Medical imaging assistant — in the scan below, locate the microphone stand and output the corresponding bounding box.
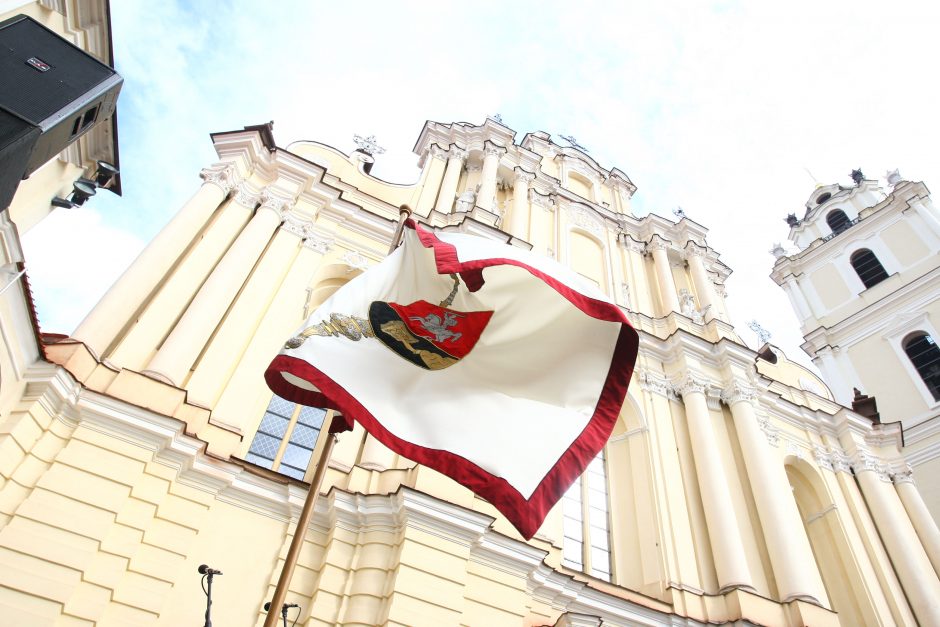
[202,571,215,627]
[278,603,290,627]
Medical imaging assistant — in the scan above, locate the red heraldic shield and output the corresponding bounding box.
[369,300,493,370]
[266,220,639,540]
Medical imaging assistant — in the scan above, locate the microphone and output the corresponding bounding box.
[198,564,223,575]
[265,602,300,611]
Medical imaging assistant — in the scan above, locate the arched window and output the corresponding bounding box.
[826,209,850,235]
[850,249,889,288]
[562,450,611,581]
[246,394,326,479]
[903,333,940,401]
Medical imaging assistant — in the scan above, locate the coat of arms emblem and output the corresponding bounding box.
[369,300,492,370]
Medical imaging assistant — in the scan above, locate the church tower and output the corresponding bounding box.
[5,119,940,625]
[771,170,940,520]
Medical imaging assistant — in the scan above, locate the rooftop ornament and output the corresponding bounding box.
[488,113,503,124]
[352,134,386,156]
[850,168,864,185]
[673,207,686,219]
[769,242,787,259]
[886,169,902,186]
[785,213,800,227]
[748,320,772,346]
[559,134,589,153]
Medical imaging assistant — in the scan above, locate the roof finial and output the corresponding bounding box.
[559,134,589,153]
[850,168,864,185]
[748,320,772,345]
[803,167,822,188]
[353,134,386,156]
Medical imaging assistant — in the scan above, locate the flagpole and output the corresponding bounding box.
[262,412,336,627]
[389,204,413,255]
[262,206,412,626]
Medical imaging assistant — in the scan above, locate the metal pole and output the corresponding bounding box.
[262,413,336,627]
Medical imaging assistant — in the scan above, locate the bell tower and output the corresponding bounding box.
[771,169,940,518]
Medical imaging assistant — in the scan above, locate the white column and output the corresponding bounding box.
[855,460,940,625]
[209,236,330,435]
[676,374,753,592]
[724,382,829,604]
[476,142,504,213]
[107,185,259,370]
[895,471,940,577]
[434,147,466,214]
[508,169,534,240]
[814,347,852,406]
[780,275,812,321]
[685,244,716,313]
[144,189,289,385]
[72,164,238,357]
[183,215,310,408]
[649,236,680,315]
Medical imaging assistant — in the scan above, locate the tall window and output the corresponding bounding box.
[562,451,612,581]
[904,333,940,401]
[850,249,889,288]
[826,209,851,235]
[246,395,326,480]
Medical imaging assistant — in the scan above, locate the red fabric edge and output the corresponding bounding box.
[265,221,639,539]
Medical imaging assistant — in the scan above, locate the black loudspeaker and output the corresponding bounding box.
[0,14,122,210]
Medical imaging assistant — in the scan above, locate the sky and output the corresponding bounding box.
[21,0,940,370]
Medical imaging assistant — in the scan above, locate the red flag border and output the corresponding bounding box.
[265,221,639,539]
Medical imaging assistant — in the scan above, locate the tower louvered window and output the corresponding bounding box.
[246,394,326,480]
[826,209,851,235]
[562,450,612,581]
[850,249,889,288]
[904,333,940,401]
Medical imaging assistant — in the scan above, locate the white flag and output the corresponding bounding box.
[266,221,638,539]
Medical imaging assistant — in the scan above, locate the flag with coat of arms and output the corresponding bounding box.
[265,219,638,539]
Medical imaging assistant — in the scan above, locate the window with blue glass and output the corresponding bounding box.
[246,394,326,480]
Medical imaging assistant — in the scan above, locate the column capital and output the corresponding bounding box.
[672,371,712,397]
[303,228,334,254]
[429,144,449,161]
[448,146,469,162]
[232,182,262,208]
[200,162,240,195]
[684,241,707,258]
[529,189,556,212]
[259,189,294,217]
[280,212,313,238]
[895,468,916,485]
[513,167,536,184]
[722,380,759,405]
[853,450,893,482]
[637,369,677,399]
[647,234,672,252]
[483,140,507,157]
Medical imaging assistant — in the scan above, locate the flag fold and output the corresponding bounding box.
[265,220,638,539]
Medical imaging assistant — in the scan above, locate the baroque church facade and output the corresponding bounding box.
[3,2,940,625]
